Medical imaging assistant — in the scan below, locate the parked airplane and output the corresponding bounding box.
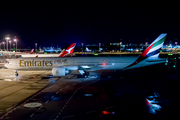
[5,34,167,77]
[44,49,60,53]
[86,47,91,52]
[26,49,34,54]
[0,49,34,55]
[21,43,76,58]
[15,49,35,56]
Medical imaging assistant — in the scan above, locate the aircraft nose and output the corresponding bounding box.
[4,63,10,68]
[4,63,8,68]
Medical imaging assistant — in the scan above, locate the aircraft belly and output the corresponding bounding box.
[10,66,52,70]
[127,60,165,69]
[86,63,129,71]
[102,63,129,70]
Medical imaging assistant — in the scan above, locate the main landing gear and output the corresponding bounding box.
[83,71,89,78]
[78,70,89,78]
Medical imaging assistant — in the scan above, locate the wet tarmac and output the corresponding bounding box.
[0,53,180,119]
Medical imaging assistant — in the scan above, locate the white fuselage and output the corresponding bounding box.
[21,54,60,58]
[5,57,166,71]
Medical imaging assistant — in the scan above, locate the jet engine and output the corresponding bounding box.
[52,66,66,76]
[52,66,78,77]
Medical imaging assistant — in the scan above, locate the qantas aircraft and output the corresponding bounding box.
[0,49,34,55]
[14,49,35,56]
[5,34,167,77]
[26,49,34,54]
[21,43,76,58]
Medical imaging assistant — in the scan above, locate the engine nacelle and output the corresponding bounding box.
[52,66,65,76]
[66,66,78,70]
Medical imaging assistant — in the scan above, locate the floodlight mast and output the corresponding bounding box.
[5,36,10,51]
[14,37,18,52]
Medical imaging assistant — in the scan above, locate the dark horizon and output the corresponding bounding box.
[0,1,179,48]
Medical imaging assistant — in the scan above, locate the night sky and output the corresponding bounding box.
[0,1,179,48]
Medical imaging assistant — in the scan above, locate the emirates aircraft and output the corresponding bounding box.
[5,34,167,77]
[21,43,76,58]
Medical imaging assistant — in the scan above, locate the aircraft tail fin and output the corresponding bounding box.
[140,33,167,58]
[29,49,34,54]
[125,33,167,69]
[59,43,76,57]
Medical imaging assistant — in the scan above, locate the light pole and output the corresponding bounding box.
[120,42,122,52]
[13,44,15,50]
[145,42,148,47]
[99,43,101,51]
[5,36,10,51]
[9,40,11,51]
[2,42,5,50]
[175,42,178,46]
[81,43,83,53]
[175,42,178,53]
[14,38,18,52]
[120,38,122,53]
[35,43,37,52]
